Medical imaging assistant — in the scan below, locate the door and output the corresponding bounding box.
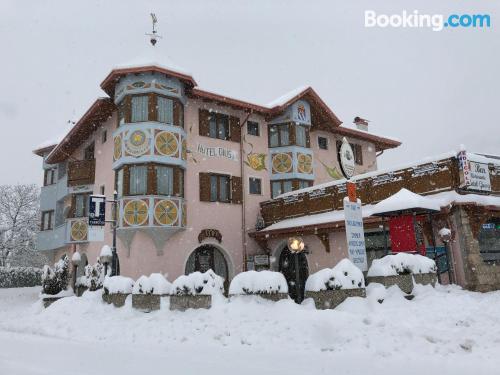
[279,247,309,303]
[186,245,229,292]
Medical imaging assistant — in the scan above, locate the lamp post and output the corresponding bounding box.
[71,251,81,292]
[438,228,454,284]
[288,236,305,303]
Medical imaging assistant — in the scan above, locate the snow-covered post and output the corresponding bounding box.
[438,227,454,283]
[287,236,305,303]
[71,251,81,292]
[99,245,112,277]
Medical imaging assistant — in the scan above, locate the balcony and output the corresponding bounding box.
[36,224,67,251]
[67,159,95,187]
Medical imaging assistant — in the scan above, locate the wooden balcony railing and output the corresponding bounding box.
[67,159,96,187]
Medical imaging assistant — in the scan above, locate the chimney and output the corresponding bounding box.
[353,116,369,132]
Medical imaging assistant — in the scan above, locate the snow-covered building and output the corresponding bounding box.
[252,151,500,292]
[32,52,400,288]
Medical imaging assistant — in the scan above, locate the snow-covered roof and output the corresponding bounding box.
[370,188,441,216]
[275,151,496,200]
[262,190,500,232]
[266,85,310,107]
[339,122,401,144]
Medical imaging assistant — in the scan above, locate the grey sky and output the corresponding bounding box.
[0,0,498,185]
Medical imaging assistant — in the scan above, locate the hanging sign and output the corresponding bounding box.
[457,150,491,191]
[343,197,368,271]
[89,195,106,226]
[197,143,238,161]
[339,137,355,179]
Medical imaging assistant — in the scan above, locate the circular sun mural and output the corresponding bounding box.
[125,130,149,157]
[123,200,149,226]
[154,200,178,226]
[70,220,88,242]
[297,153,313,174]
[155,131,178,156]
[113,135,122,160]
[272,153,293,174]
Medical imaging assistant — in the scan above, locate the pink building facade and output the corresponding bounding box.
[34,61,400,287]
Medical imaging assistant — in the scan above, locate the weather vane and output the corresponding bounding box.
[146,13,162,46]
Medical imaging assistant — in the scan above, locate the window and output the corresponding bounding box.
[298,180,310,190]
[156,166,174,196]
[116,169,123,198]
[74,194,89,218]
[249,177,262,195]
[269,124,291,147]
[100,185,105,195]
[102,130,107,144]
[210,175,230,202]
[117,100,126,126]
[209,113,229,140]
[247,121,260,136]
[44,168,57,186]
[41,211,54,231]
[84,143,95,160]
[296,125,307,147]
[157,96,174,124]
[318,136,328,150]
[271,179,312,198]
[129,165,148,195]
[131,95,149,122]
[479,219,500,262]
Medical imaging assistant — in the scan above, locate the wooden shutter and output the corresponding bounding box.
[199,172,211,202]
[289,123,296,146]
[173,101,183,127]
[124,96,132,124]
[336,140,342,153]
[355,144,363,165]
[148,93,157,122]
[69,195,76,218]
[147,164,157,195]
[123,165,130,196]
[229,116,241,143]
[199,109,210,137]
[305,127,310,148]
[231,176,243,204]
[173,167,184,197]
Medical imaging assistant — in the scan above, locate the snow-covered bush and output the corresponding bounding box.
[103,276,135,295]
[132,273,172,295]
[0,266,42,288]
[367,253,437,277]
[305,259,365,292]
[229,270,288,295]
[172,270,224,296]
[76,261,105,291]
[41,255,70,295]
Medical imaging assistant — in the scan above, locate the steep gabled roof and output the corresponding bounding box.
[45,98,116,164]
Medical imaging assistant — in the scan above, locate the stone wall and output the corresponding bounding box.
[170,294,211,311]
[366,274,414,294]
[305,288,366,310]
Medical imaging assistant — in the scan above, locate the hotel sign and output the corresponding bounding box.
[197,143,238,161]
[458,150,491,191]
[339,137,355,179]
[343,197,368,271]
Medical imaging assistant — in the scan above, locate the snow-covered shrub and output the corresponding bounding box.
[172,270,224,296]
[133,275,152,294]
[77,261,105,291]
[0,266,42,288]
[132,273,171,295]
[41,255,70,295]
[305,259,365,292]
[103,276,135,295]
[229,270,288,295]
[367,253,437,277]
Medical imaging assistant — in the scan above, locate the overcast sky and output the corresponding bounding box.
[0,0,498,185]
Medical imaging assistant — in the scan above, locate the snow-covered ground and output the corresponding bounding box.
[1,285,500,375]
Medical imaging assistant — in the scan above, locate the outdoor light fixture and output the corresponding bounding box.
[287,236,305,253]
[71,251,81,291]
[100,245,113,276]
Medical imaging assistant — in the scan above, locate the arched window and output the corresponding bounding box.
[478,218,500,262]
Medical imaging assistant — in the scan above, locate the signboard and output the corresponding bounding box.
[89,195,106,226]
[197,143,238,161]
[339,137,355,178]
[343,197,368,271]
[254,254,270,266]
[88,226,104,242]
[457,150,491,191]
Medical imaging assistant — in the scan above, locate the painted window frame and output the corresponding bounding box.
[249,177,262,195]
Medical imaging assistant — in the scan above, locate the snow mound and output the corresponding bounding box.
[132,274,172,295]
[229,271,288,295]
[172,270,224,296]
[100,245,112,258]
[367,253,437,277]
[103,276,134,294]
[305,259,365,292]
[370,188,441,215]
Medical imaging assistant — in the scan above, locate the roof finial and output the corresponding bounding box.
[146,13,162,46]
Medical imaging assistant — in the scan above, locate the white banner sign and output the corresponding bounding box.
[197,143,238,161]
[343,197,368,271]
[469,161,491,191]
[88,226,104,242]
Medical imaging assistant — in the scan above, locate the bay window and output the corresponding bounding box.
[120,164,184,197]
[131,95,149,122]
[129,165,148,195]
[271,179,313,198]
[157,96,174,124]
[157,166,174,196]
[296,125,307,147]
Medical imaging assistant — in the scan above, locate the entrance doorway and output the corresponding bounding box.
[186,245,229,291]
[278,247,309,303]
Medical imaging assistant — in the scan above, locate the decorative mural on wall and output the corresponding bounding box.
[319,159,343,180]
[113,135,122,161]
[243,136,267,171]
[70,220,88,242]
[272,152,293,174]
[124,130,150,157]
[297,153,313,174]
[123,199,149,226]
[154,130,179,157]
[153,199,178,226]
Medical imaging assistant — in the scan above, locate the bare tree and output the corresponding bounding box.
[0,184,47,268]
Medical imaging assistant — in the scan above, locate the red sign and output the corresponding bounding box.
[347,182,357,203]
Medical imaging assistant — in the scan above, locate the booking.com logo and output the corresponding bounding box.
[365,10,491,31]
